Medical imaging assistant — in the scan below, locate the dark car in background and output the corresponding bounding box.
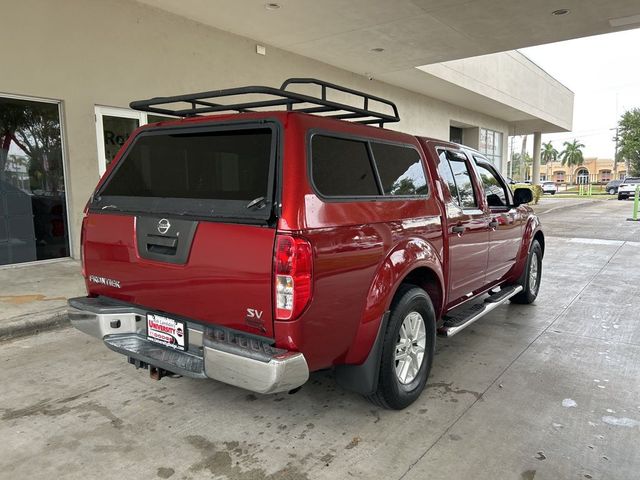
[605,179,623,195]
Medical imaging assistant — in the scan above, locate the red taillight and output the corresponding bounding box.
[274,235,312,321]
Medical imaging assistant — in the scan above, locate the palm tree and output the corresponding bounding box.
[521,153,532,181]
[541,142,558,165]
[541,141,559,181]
[560,139,585,167]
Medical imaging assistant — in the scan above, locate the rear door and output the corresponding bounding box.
[472,157,523,285]
[435,148,490,305]
[84,122,279,337]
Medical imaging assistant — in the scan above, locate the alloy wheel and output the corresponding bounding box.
[394,312,426,384]
[529,251,539,294]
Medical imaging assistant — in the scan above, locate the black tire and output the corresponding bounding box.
[551,191,556,195]
[618,194,626,200]
[510,240,543,304]
[367,285,436,410]
[608,188,616,195]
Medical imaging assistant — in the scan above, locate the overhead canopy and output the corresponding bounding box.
[135,0,640,133]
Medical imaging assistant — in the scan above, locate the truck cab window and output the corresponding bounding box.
[437,150,478,209]
[474,161,509,208]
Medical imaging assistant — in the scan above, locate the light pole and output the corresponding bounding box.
[611,127,619,179]
[509,135,515,178]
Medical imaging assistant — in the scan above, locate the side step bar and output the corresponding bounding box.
[438,285,523,337]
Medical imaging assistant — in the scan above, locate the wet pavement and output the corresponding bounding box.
[0,259,84,341]
[534,197,638,242]
[0,200,639,480]
[0,259,84,326]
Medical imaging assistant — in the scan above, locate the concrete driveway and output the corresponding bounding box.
[1,200,639,480]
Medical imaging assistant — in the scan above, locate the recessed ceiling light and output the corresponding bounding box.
[370,47,385,53]
[265,3,281,10]
[552,8,570,16]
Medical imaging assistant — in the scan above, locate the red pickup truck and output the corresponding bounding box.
[69,79,543,409]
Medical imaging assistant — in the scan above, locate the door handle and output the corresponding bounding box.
[452,225,465,234]
[488,220,499,229]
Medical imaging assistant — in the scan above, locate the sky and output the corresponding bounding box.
[518,27,640,160]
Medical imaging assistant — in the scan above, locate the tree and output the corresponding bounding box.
[520,135,528,180]
[0,104,25,175]
[390,178,417,195]
[521,152,532,180]
[510,151,532,181]
[0,102,63,192]
[540,141,558,165]
[617,108,640,177]
[560,139,585,167]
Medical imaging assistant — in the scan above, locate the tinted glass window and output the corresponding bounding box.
[101,115,139,170]
[437,151,459,202]
[96,127,274,220]
[101,129,271,201]
[449,156,477,209]
[475,161,508,207]
[437,150,477,209]
[311,135,379,196]
[0,96,69,265]
[371,143,428,196]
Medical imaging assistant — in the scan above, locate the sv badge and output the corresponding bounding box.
[245,308,266,332]
[246,308,263,319]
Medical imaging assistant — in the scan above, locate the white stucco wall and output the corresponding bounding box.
[1,0,514,257]
[419,51,574,132]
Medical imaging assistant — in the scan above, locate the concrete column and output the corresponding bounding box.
[532,131,542,185]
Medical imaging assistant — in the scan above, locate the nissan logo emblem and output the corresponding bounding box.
[157,218,171,234]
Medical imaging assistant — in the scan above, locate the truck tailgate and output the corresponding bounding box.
[83,212,276,337]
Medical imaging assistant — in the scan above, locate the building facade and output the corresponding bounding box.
[536,158,625,184]
[0,0,574,267]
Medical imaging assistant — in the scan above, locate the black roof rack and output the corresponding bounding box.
[129,78,400,127]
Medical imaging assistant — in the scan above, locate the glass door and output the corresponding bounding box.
[0,95,69,265]
[95,107,173,175]
[95,106,141,175]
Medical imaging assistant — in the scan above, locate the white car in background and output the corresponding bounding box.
[541,181,557,195]
[617,177,640,200]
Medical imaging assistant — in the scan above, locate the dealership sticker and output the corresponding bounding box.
[147,314,186,351]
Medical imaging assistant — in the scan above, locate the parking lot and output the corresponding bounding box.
[1,199,639,480]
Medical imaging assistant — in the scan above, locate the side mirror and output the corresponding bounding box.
[513,187,533,206]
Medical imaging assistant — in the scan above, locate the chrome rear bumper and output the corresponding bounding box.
[68,296,309,394]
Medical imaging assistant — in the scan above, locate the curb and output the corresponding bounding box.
[0,306,70,342]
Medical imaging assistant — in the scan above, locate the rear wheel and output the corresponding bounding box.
[608,188,616,195]
[367,285,436,410]
[510,240,542,304]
